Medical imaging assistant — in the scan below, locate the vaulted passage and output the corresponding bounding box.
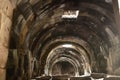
[6,0,120,80]
[52,61,75,76]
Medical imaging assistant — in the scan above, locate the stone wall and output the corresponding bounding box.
[0,0,13,80]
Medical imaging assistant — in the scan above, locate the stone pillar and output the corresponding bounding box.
[0,0,13,80]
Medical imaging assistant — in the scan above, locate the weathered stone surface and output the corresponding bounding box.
[0,69,6,80]
[0,0,13,80]
[0,12,12,69]
[9,0,17,9]
[0,0,13,19]
[0,13,11,44]
[0,13,12,80]
[0,45,9,69]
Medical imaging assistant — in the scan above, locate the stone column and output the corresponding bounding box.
[0,0,13,80]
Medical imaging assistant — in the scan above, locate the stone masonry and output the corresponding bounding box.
[0,0,13,80]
